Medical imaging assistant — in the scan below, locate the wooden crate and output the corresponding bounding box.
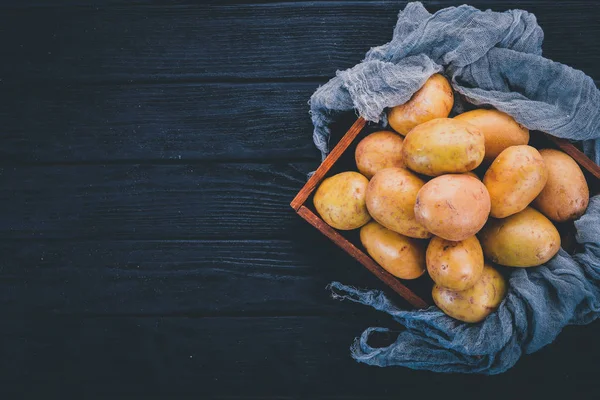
[291,117,600,309]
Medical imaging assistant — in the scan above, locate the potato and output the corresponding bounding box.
[478,207,561,267]
[355,131,404,179]
[454,109,529,163]
[360,221,426,279]
[483,145,548,218]
[402,118,485,176]
[366,167,431,239]
[414,174,490,241]
[426,236,484,291]
[313,171,371,230]
[533,149,589,222]
[432,263,506,323]
[387,74,454,135]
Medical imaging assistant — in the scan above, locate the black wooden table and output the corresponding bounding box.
[2,1,599,398]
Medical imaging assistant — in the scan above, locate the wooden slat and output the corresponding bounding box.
[545,134,600,180]
[0,83,320,163]
[297,205,429,309]
[1,1,599,83]
[0,238,408,315]
[0,163,317,240]
[2,315,600,397]
[291,118,366,210]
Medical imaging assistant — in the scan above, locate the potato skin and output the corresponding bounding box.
[366,168,431,239]
[478,207,561,267]
[360,221,426,279]
[432,263,507,323]
[483,145,548,218]
[355,131,404,179]
[414,174,490,241]
[533,149,589,222]
[313,171,371,230]
[426,236,484,291]
[454,109,529,163]
[387,74,454,135]
[402,118,485,176]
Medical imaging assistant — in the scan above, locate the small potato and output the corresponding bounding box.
[402,118,485,176]
[387,74,454,135]
[313,171,371,230]
[478,207,561,267]
[433,263,507,323]
[483,145,548,218]
[355,131,404,179]
[360,221,426,279]
[426,236,484,291]
[455,109,529,163]
[366,167,431,239]
[414,174,490,241]
[533,149,589,222]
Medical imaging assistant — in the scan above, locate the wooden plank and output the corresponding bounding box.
[1,2,599,83]
[0,163,319,240]
[0,83,320,163]
[0,238,415,315]
[2,315,600,397]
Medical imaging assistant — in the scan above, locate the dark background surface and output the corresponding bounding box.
[1,0,599,398]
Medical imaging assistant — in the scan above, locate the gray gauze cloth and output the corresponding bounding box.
[309,2,600,374]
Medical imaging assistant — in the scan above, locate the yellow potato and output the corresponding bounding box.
[432,263,507,323]
[360,221,426,279]
[483,145,548,218]
[313,171,371,230]
[478,207,561,267]
[426,236,484,291]
[387,74,454,135]
[414,174,490,241]
[402,118,485,176]
[454,109,529,163]
[533,149,589,222]
[366,167,431,239]
[355,131,404,179]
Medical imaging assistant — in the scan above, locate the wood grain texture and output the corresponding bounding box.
[0,238,407,315]
[1,1,599,83]
[0,83,320,163]
[2,316,600,398]
[0,163,320,240]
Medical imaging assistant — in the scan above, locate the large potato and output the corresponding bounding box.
[402,118,485,176]
[478,207,561,267]
[454,109,529,163]
[432,263,507,323]
[426,236,484,291]
[414,174,490,241]
[533,149,589,222]
[483,145,548,218]
[387,74,454,135]
[360,221,426,279]
[366,167,431,239]
[355,131,404,179]
[313,171,371,230]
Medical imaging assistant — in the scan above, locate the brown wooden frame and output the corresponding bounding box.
[291,117,600,309]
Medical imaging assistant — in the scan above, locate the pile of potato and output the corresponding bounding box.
[313,74,590,323]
